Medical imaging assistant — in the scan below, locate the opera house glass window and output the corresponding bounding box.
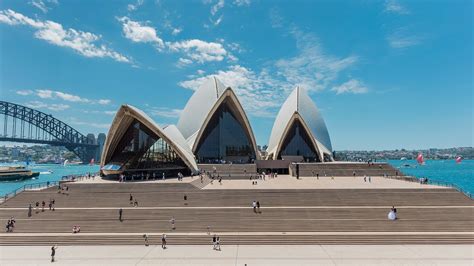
[109,120,188,173]
[195,101,255,163]
[278,119,321,162]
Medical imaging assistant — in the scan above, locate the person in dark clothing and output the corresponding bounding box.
[256,201,261,213]
[28,204,32,217]
[41,201,46,212]
[184,194,188,205]
[119,208,123,221]
[161,234,167,249]
[51,245,57,262]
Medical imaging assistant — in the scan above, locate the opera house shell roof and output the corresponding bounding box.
[266,87,333,162]
[100,77,333,176]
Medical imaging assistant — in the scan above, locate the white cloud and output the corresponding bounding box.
[233,0,251,6]
[29,0,58,14]
[331,79,368,95]
[387,32,421,48]
[384,0,410,15]
[104,110,116,115]
[274,29,358,92]
[16,90,34,96]
[212,15,223,26]
[25,101,70,111]
[148,107,182,118]
[211,0,225,16]
[171,27,182,35]
[179,65,285,117]
[117,16,164,49]
[17,88,112,105]
[168,39,227,63]
[98,99,111,105]
[127,0,144,11]
[0,9,130,63]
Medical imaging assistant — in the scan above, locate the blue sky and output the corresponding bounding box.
[0,0,472,150]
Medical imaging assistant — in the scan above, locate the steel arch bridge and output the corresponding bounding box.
[0,101,99,163]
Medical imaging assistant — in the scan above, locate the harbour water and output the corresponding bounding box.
[0,160,472,197]
[0,163,98,197]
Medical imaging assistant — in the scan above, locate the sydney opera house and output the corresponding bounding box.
[100,77,333,177]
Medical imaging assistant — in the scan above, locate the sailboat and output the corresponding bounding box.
[416,153,425,165]
[63,159,69,167]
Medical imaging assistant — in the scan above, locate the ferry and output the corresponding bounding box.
[0,166,40,181]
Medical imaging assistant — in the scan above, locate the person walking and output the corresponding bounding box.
[184,194,188,205]
[129,193,133,204]
[216,236,221,251]
[119,208,123,222]
[35,201,39,214]
[143,234,149,246]
[212,235,217,250]
[170,217,176,230]
[51,245,58,262]
[161,234,167,249]
[256,201,261,213]
[48,201,52,211]
[41,201,46,212]
[252,200,257,213]
[369,176,372,183]
[28,204,32,217]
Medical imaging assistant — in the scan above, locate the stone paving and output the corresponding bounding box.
[0,244,472,265]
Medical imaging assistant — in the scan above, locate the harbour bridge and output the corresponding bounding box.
[0,101,102,163]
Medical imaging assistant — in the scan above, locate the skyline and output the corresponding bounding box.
[0,0,472,150]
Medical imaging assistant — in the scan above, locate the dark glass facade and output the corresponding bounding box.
[277,119,321,162]
[107,120,189,176]
[195,100,256,163]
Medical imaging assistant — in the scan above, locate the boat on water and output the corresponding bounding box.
[0,166,40,181]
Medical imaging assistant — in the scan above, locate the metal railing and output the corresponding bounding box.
[427,180,473,199]
[1,181,59,204]
[61,173,98,182]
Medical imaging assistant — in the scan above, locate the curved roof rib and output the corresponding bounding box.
[267,87,333,161]
[177,77,259,160]
[177,76,227,140]
[100,104,198,173]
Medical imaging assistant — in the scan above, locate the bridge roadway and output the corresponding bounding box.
[0,182,472,245]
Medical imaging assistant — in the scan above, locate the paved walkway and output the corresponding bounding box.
[203,176,443,190]
[0,245,472,265]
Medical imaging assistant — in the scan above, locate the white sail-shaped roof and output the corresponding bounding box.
[101,104,198,173]
[177,77,259,158]
[267,87,333,161]
[177,77,227,140]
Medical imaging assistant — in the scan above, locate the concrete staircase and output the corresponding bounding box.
[291,162,403,177]
[198,164,258,179]
[0,182,472,245]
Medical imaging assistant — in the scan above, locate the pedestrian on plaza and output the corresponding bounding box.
[161,234,167,249]
[256,201,261,213]
[143,234,149,246]
[369,176,372,183]
[364,175,367,182]
[51,245,58,262]
[162,172,165,180]
[207,225,211,235]
[42,201,46,212]
[119,208,123,222]
[212,234,217,250]
[129,193,133,204]
[316,173,319,180]
[134,199,138,207]
[28,204,32,217]
[170,217,176,230]
[252,200,257,213]
[49,201,52,211]
[35,201,39,213]
[216,236,221,251]
[52,199,55,211]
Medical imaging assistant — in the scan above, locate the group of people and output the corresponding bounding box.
[119,172,168,182]
[129,194,139,207]
[5,217,15,232]
[252,200,261,213]
[388,206,398,220]
[212,235,221,251]
[72,225,81,233]
[363,175,372,183]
